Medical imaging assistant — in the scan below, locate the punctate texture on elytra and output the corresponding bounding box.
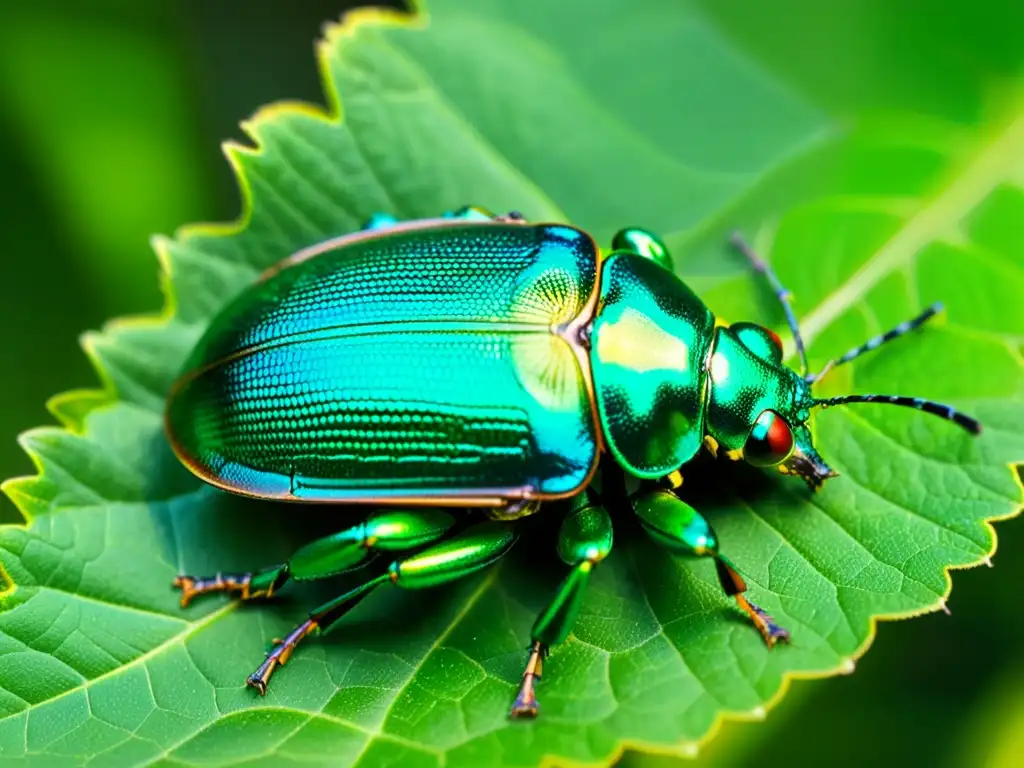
[0,1,1021,766]
[166,221,601,503]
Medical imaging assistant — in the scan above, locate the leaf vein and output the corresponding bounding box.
[797,114,1024,352]
[0,602,236,726]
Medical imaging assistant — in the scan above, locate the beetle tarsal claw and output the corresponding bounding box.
[246,667,271,696]
[172,572,254,607]
[172,576,198,608]
[509,692,539,719]
[735,594,791,649]
[246,619,319,695]
[509,641,546,720]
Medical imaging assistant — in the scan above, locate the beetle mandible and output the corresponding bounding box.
[166,205,981,718]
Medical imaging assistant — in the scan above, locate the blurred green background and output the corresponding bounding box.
[0,1,1020,766]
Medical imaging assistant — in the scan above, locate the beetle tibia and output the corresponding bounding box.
[509,641,547,719]
[246,618,320,695]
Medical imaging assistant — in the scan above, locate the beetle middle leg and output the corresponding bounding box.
[509,490,612,719]
[245,519,518,695]
[632,486,791,648]
[172,508,457,607]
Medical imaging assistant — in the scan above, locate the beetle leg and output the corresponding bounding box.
[172,568,288,608]
[362,212,401,231]
[485,499,541,521]
[362,206,501,233]
[446,205,498,221]
[632,487,791,648]
[610,228,674,271]
[510,491,612,719]
[172,508,457,607]
[246,520,518,695]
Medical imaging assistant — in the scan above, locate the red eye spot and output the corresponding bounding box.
[744,410,796,467]
[763,326,783,354]
[766,412,794,457]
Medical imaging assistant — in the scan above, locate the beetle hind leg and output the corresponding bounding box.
[172,569,287,608]
[510,492,612,719]
[172,508,457,607]
[247,520,519,695]
[247,574,384,695]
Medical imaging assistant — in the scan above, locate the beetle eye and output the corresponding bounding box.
[743,410,795,467]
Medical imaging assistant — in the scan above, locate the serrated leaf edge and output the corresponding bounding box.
[0,3,1020,765]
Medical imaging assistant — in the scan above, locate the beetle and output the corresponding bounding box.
[166,205,981,718]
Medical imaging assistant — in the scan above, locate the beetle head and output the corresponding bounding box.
[704,321,980,491]
[705,322,836,490]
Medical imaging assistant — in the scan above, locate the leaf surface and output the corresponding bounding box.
[1,2,1022,766]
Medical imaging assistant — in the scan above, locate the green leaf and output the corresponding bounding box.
[2,2,1022,767]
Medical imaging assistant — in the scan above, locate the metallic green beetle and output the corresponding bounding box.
[166,205,981,718]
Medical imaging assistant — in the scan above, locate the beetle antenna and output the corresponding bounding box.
[807,303,944,384]
[730,231,809,376]
[813,394,982,435]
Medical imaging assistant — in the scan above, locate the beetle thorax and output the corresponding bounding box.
[588,254,716,479]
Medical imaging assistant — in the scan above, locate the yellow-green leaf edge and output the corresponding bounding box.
[1,5,1021,764]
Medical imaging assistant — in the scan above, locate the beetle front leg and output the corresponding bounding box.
[609,227,674,271]
[246,520,518,695]
[632,488,790,648]
[510,491,612,719]
[172,508,457,607]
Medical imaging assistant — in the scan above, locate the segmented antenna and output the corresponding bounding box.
[807,303,944,384]
[814,394,982,435]
[730,231,809,376]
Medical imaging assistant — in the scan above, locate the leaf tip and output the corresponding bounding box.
[245,102,332,141]
[46,389,111,432]
[149,233,174,264]
[319,4,425,51]
[0,563,14,601]
[221,137,259,164]
[0,475,28,511]
[1,471,41,528]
